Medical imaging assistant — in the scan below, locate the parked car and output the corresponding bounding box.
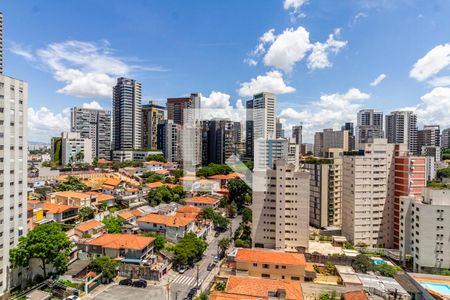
[177,265,187,274]
[119,278,133,286]
[64,296,80,300]
[213,255,219,263]
[187,287,197,298]
[207,262,216,271]
[132,279,147,288]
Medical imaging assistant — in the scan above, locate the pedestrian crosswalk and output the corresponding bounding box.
[172,275,203,286]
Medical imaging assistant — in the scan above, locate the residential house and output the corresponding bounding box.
[74,219,106,238]
[41,202,79,223]
[77,233,155,263]
[85,191,115,208]
[48,191,92,207]
[185,196,220,208]
[234,248,306,281]
[136,214,195,243]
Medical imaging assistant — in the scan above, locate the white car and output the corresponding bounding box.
[64,296,80,300]
[177,266,187,274]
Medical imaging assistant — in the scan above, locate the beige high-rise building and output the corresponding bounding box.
[342,139,407,248]
[314,129,349,157]
[252,160,310,252]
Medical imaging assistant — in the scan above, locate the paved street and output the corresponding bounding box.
[90,284,167,300]
[168,215,242,300]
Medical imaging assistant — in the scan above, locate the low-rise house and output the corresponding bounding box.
[101,177,124,191]
[78,233,155,263]
[118,210,136,224]
[210,276,304,300]
[185,196,220,208]
[136,213,195,243]
[48,191,92,207]
[176,205,202,218]
[85,191,115,208]
[41,202,79,223]
[234,248,306,281]
[143,161,164,171]
[342,291,369,300]
[74,219,106,238]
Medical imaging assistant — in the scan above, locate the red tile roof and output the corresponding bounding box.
[84,233,154,250]
[185,196,219,205]
[235,248,306,266]
[177,205,203,214]
[225,276,303,300]
[343,291,369,300]
[118,210,134,220]
[42,202,79,214]
[85,192,114,202]
[75,219,104,232]
[137,213,194,227]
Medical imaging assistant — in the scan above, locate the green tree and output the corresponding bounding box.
[57,176,87,191]
[147,186,174,206]
[145,154,166,162]
[234,239,251,248]
[102,216,123,233]
[89,256,118,282]
[242,207,252,223]
[142,232,167,251]
[227,178,251,210]
[196,164,232,178]
[374,263,401,277]
[174,169,184,180]
[352,254,374,273]
[215,281,226,291]
[437,167,450,179]
[319,292,332,300]
[218,238,230,253]
[9,223,73,278]
[343,241,354,250]
[173,233,208,267]
[34,186,51,201]
[226,201,237,217]
[79,207,95,222]
[194,292,209,300]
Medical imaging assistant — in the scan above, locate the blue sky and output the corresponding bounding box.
[3,0,450,142]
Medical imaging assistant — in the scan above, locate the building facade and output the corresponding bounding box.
[400,189,450,272]
[60,132,93,165]
[141,101,166,150]
[0,74,28,296]
[202,119,235,165]
[70,107,111,159]
[159,120,183,164]
[314,129,349,157]
[356,109,384,146]
[442,128,450,149]
[385,111,418,154]
[166,93,200,126]
[252,160,310,251]
[112,77,142,151]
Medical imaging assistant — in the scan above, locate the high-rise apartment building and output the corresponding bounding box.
[275,117,284,138]
[417,125,440,149]
[0,74,28,296]
[385,111,418,154]
[142,101,166,150]
[356,109,384,145]
[202,119,235,165]
[254,137,299,171]
[158,120,183,164]
[400,188,450,272]
[70,107,111,159]
[252,160,310,251]
[393,154,426,249]
[442,128,450,149]
[245,92,276,159]
[305,152,344,228]
[292,125,302,146]
[342,122,355,151]
[342,139,407,248]
[59,132,93,165]
[314,129,349,157]
[166,93,200,126]
[112,77,142,151]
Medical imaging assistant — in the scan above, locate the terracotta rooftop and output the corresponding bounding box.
[179,176,200,181]
[155,170,170,175]
[235,248,306,266]
[85,192,114,202]
[42,202,79,214]
[131,209,144,217]
[103,178,122,187]
[225,276,303,300]
[185,196,219,205]
[75,219,104,232]
[144,160,164,165]
[97,159,112,164]
[84,233,154,250]
[209,291,263,300]
[177,205,203,214]
[137,213,194,227]
[118,210,134,220]
[146,181,164,188]
[54,191,90,199]
[343,291,369,300]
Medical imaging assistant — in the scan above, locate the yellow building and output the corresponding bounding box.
[142,101,165,150]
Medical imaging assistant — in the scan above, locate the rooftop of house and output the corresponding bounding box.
[118,210,135,220]
[177,205,203,214]
[75,219,104,232]
[146,181,164,188]
[185,196,219,205]
[235,248,306,266]
[103,178,122,187]
[85,191,114,202]
[83,233,154,250]
[53,191,91,199]
[179,176,200,181]
[137,213,194,227]
[42,202,79,214]
[224,276,303,300]
[343,291,369,300]
[209,291,263,300]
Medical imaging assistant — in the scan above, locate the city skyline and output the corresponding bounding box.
[2,1,450,142]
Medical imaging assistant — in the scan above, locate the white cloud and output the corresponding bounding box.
[237,70,296,97]
[13,40,166,98]
[82,101,104,109]
[353,12,368,24]
[428,76,450,87]
[28,107,71,142]
[307,29,347,70]
[406,87,450,127]
[410,43,450,82]
[199,92,245,122]
[264,26,311,73]
[370,73,387,86]
[280,88,370,141]
[9,42,35,60]
[244,58,258,66]
[283,0,308,12]
[248,27,347,73]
